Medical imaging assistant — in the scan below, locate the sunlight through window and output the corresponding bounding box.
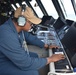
[58,0,76,21]
[30,0,43,18]
[41,0,58,19]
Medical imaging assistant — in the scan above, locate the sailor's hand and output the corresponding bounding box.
[44,44,59,49]
[49,45,59,49]
[46,54,65,64]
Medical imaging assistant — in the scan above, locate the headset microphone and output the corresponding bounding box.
[18,5,26,26]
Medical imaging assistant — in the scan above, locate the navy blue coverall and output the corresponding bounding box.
[0,18,47,75]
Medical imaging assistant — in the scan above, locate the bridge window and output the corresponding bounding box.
[30,0,43,18]
[58,0,76,21]
[41,0,58,19]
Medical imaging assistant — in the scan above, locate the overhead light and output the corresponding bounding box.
[11,4,16,10]
[22,1,27,6]
[16,3,20,8]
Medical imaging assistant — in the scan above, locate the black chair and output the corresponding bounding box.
[61,22,76,63]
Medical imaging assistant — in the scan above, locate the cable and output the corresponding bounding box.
[22,31,29,55]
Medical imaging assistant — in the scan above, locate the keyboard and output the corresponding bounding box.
[52,48,72,72]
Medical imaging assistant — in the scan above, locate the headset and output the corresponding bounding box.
[18,5,26,26]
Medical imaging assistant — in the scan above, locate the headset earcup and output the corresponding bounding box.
[18,16,26,26]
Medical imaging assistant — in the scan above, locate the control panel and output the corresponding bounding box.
[36,26,73,73]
